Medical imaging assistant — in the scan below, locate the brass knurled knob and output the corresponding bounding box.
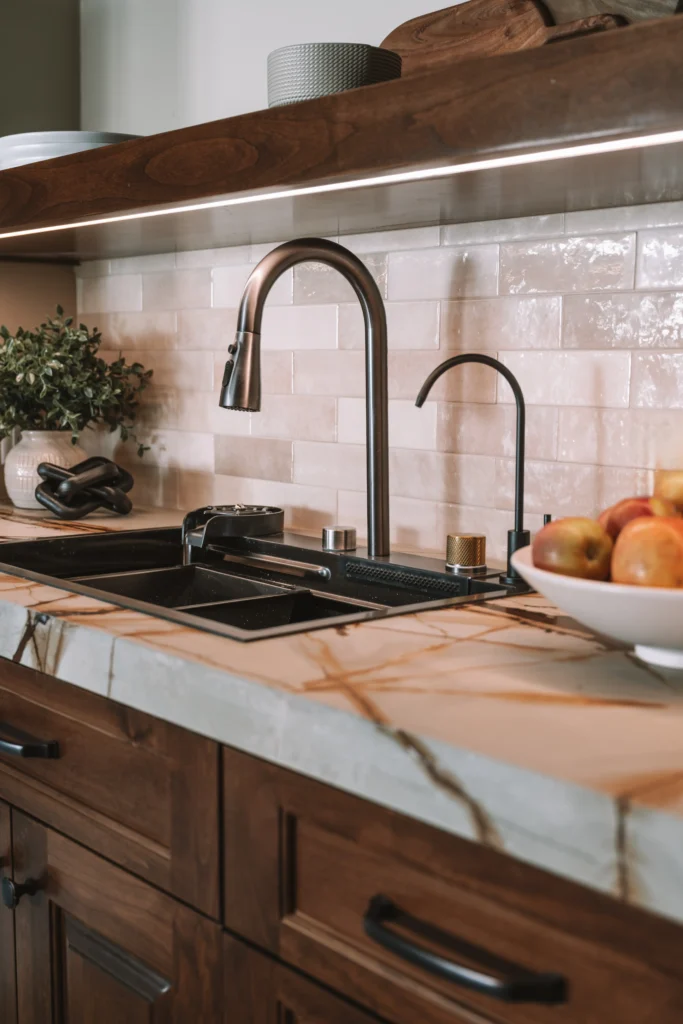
[446,533,486,570]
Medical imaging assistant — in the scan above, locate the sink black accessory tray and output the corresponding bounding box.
[35,457,134,520]
[182,504,285,550]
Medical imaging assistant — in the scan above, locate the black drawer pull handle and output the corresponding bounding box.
[0,722,60,759]
[363,895,567,1006]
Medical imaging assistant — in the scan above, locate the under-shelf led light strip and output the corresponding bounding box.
[2,128,683,241]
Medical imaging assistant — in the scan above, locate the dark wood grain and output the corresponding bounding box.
[545,0,681,21]
[12,812,223,1024]
[223,747,683,1024]
[0,659,220,918]
[0,16,683,260]
[381,1,626,75]
[0,800,17,1024]
[223,933,395,1024]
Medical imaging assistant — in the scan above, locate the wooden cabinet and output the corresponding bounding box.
[224,934,383,1024]
[223,747,683,1024]
[0,799,17,1024]
[9,812,223,1023]
[0,659,220,918]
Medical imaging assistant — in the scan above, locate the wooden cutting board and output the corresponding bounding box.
[545,0,681,21]
[381,0,628,75]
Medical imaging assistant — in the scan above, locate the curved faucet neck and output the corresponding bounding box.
[229,238,390,558]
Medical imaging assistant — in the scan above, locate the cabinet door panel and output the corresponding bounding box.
[12,812,222,1024]
[0,799,17,1024]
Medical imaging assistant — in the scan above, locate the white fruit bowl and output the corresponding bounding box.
[511,546,683,669]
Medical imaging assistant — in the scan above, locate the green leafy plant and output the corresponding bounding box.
[0,307,153,456]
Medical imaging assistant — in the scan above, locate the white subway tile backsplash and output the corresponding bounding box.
[215,436,293,482]
[389,352,497,403]
[637,229,683,290]
[143,269,211,311]
[111,253,176,274]
[294,351,365,397]
[631,353,683,409]
[250,395,336,442]
[443,215,565,246]
[500,235,635,294]
[78,211,683,555]
[293,441,366,490]
[562,293,683,349]
[440,296,561,350]
[495,459,650,517]
[338,398,437,450]
[388,246,498,301]
[499,351,631,408]
[96,312,177,351]
[293,254,387,304]
[338,301,439,350]
[340,226,440,253]
[437,404,558,461]
[557,408,683,469]
[261,304,337,350]
[78,274,142,314]
[566,202,683,236]
[128,350,214,392]
[213,263,293,307]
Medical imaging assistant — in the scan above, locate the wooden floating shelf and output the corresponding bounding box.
[1,16,683,263]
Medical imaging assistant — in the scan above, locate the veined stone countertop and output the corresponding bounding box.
[0,504,681,927]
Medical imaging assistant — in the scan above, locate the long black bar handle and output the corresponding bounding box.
[363,896,567,1006]
[0,722,59,759]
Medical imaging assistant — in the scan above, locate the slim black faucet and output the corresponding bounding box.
[415,353,530,585]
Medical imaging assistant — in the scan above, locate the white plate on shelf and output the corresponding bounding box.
[0,131,139,171]
[511,546,683,669]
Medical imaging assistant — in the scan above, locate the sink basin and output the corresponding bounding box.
[0,527,513,641]
[72,565,291,608]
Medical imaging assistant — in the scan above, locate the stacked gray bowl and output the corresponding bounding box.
[267,43,402,107]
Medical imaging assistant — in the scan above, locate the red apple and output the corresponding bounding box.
[612,517,683,588]
[532,518,613,581]
[598,496,679,540]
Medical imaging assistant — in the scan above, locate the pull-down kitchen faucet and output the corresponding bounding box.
[220,238,390,557]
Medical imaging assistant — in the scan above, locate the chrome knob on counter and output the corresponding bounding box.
[446,534,487,574]
[322,526,357,552]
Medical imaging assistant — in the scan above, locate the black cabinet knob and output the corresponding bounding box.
[1,876,40,910]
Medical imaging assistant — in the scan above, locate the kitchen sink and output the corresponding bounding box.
[0,527,515,641]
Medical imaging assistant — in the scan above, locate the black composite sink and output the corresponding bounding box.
[0,528,512,641]
[72,565,291,608]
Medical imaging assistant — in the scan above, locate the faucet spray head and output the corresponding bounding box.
[219,331,261,412]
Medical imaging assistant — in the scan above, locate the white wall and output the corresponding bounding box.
[80,0,453,135]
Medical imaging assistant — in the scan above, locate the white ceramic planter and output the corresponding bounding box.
[3,431,87,510]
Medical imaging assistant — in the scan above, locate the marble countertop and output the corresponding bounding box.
[0,503,681,928]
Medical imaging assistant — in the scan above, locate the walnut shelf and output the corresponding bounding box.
[1,15,683,263]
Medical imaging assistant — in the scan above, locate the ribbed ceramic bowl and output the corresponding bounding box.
[512,546,683,669]
[267,43,401,107]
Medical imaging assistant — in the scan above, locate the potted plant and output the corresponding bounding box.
[0,308,152,509]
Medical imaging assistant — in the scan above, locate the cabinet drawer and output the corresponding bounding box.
[224,934,390,1024]
[0,658,220,917]
[224,747,683,1024]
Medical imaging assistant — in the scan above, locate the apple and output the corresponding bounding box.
[532,517,613,581]
[654,470,683,512]
[598,496,679,540]
[612,516,683,588]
